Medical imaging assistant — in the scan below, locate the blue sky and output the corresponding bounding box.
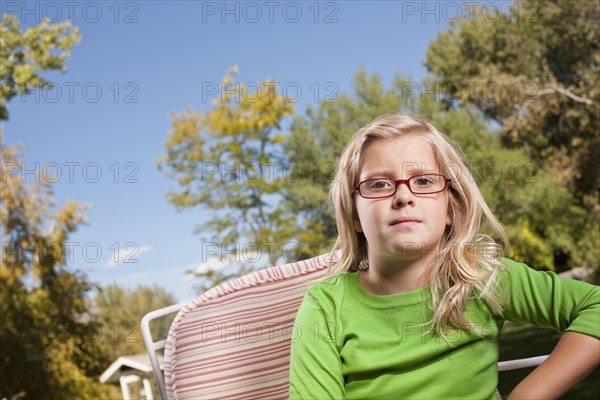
[2,1,495,301]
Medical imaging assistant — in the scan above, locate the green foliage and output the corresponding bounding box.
[158,67,297,289]
[93,284,176,360]
[427,105,593,270]
[506,223,553,270]
[0,13,81,120]
[0,15,117,398]
[0,139,111,399]
[158,66,295,244]
[425,0,599,227]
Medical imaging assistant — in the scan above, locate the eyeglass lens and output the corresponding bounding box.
[359,175,446,197]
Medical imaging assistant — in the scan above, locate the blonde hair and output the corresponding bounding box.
[329,114,508,338]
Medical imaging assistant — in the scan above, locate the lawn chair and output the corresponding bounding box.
[141,253,331,399]
[141,252,549,399]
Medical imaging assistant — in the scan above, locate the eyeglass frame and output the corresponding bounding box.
[353,174,452,199]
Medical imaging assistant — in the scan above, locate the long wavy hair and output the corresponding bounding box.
[329,114,508,338]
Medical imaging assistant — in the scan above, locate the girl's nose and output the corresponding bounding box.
[393,183,414,207]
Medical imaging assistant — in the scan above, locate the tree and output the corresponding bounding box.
[286,69,593,271]
[0,13,81,120]
[421,103,591,271]
[0,13,110,398]
[94,284,176,360]
[1,137,111,398]
[158,66,296,288]
[425,0,599,234]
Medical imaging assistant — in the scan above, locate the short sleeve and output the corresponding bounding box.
[499,258,600,339]
[288,285,345,399]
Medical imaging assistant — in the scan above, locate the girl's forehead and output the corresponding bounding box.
[360,135,439,171]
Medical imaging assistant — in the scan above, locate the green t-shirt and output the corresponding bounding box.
[289,259,599,399]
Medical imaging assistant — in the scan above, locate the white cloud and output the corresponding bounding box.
[190,255,237,275]
[189,249,264,276]
[105,244,152,267]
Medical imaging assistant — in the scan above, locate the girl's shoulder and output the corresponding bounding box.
[308,271,355,291]
[495,257,599,302]
[497,257,556,282]
[495,257,546,289]
[304,271,356,303]
[499,257,530,269]
[498,257,527,275]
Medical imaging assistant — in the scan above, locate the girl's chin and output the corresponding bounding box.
[387,242,443,258]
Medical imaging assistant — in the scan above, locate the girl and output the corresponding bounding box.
[288,114,599,399]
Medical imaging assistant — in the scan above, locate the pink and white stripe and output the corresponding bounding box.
[164,253,332,399]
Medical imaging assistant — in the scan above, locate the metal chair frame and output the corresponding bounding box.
[141,301,191,400]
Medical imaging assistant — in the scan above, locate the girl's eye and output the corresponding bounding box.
[367,179,392,190]
[413,176,435,186]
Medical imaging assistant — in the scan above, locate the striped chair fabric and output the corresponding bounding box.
[163,253,332,399]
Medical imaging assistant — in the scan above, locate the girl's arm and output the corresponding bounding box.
[508,331,600,399]
[499,259,600,399]
[289,288,345,399]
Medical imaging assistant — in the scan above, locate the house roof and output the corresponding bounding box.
[100,354,163,383]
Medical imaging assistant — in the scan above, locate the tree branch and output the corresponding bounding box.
[536,85,596,106]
